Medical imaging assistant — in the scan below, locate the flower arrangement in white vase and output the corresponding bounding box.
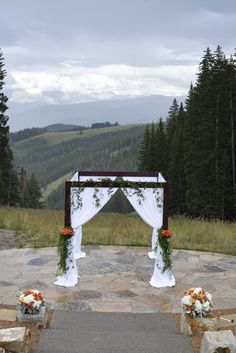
[17,289,46,322]
[181,287,212,317]
[180,287,215,336]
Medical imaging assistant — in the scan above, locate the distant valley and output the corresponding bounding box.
[11,124,145,209]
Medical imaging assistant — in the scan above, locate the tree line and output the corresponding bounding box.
[0,49,42,208]
[138,46,236,220]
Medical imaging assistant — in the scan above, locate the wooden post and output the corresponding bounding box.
[163,183,169,229]
[64,181,71,227]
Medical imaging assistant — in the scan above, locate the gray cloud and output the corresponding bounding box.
[1,0,236,106]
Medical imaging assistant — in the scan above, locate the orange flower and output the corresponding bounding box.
[160,229,173,237]
[33,293,44,301]
[60,228,73,236]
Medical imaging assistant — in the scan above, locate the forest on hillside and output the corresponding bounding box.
[11,125,145,209]
[138,46,236,220]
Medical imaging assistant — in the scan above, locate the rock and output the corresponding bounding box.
[180,313,217,336]
[200,330,236,353]
[0,327,31,353]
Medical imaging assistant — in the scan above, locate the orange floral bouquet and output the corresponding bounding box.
[157,228,173,272]
[17,289,45,314]
[181,287,212,317]
[60,228,74,236]
[57,227,74,275]
[159,229,173,238]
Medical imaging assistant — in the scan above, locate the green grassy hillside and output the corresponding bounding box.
[11,124,145,208]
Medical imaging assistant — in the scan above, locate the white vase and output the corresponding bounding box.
[17,306,46,323]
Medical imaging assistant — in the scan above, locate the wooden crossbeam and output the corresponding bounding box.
[64,171,168,230]
[78,171,159,178]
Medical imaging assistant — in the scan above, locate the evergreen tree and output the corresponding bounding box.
[184,46,236,219]
[166,98,179,145]
[26,173,43,209]
[154,118,168,176]
[168,103,186,214]
[137,125,150,171]
[19,167,28,208]
[147,122,157,171]
[136,47,236,220]
[0,49,14,205]
[8,169,20,206]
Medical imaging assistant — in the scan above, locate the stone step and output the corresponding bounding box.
[34,310,194,353]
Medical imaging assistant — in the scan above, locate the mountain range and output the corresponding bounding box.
[8,94,185,132]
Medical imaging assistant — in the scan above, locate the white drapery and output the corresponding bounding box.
[55,172,175,288]
[122,175,175,288]
[71,173,117,259]
[55,172,117,287]
[122,175,163,259]
[54,235,79,287]
[149,242,175,288]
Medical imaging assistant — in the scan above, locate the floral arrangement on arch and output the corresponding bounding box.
[157,228,173,272]
[181,287,212,318]
[17,289,45,314]
[57,227,74,275]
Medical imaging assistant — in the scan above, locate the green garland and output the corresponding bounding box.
[157,229,173,272]
[71,178,164,210]
[57,228,73,275]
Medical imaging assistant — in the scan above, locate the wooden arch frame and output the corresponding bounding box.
[64,171,169,229]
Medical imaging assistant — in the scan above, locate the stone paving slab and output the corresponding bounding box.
[0,246,236,313]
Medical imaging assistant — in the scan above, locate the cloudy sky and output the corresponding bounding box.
[1,0,236,106]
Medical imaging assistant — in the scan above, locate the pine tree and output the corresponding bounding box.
[137,125,150,171]
[26,173,43,209]
[154,118,168,176]
[183,48,217,217]
[166,98,179,145]
[0,49,14,205]
[147,122,157,171]
[184,46,236,219]
[168,103,186,214]
[19,167,28,208]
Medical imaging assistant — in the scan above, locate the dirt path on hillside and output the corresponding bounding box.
[0,229,28,249]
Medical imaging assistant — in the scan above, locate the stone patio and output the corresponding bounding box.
[0,245,235,313]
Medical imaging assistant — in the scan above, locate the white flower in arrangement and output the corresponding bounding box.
[194,300,202,312]
[205,292,212,301]
[194,287,202,294]
[17,289,45,315]
[202,301,210,311]
[181,287,212,317]
[181,295,192,306]
[23,294,34,304]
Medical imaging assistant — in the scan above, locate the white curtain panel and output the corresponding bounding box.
[54,236,79,287]
[71,175,117,259]
[55,173,117,287]
[149,243,176,288]
[122,175,175,288]
[122,176,163,259]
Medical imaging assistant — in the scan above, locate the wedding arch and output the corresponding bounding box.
[55,171,175,288]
